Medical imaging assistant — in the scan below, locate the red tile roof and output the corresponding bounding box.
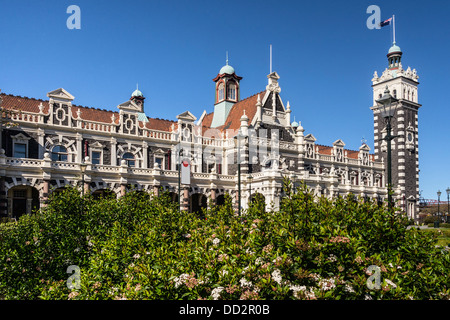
[1,92,375,157]
[0,92,176,132]
[1,93,50,114]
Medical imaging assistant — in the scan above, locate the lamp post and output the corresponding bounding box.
[376,86,399,212]
[446,187,450,223]
[437,190,441,226]
[79,162,87,215]
[248,174,253,206]
[178,148,183,213]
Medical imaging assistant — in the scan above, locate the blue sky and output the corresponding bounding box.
[0,0,449,200]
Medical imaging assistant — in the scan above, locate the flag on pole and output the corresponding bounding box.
[380,17,392,27]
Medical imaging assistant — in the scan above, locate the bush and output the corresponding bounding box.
[1,180,449,300]
[423,215,440,224]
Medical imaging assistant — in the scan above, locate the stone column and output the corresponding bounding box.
[182,187,189,212]
[111,137,117,166]
[76,133,83,163]
[153,185,160,197]
[41,179,50,208]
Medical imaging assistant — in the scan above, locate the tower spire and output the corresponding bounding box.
[226,51,229,65]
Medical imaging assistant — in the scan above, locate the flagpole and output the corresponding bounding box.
[270,44,272,73]
[393,15,396,43]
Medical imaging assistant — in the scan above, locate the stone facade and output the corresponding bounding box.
[0,44,420,220]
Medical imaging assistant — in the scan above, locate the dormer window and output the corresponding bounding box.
[227,83,236,101]
[218,82,225,101]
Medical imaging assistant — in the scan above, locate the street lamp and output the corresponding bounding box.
[446,187,450,223]
[437,190,441,225]
[376,85,399,212]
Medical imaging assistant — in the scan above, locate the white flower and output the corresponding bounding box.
[211,287,224,300]
[388,263,393,268]
[271,269,282,285]
[255,257,264,265]
[318,278,336,291]
[219,269,228,278]
[133,254,140,259]
[174,273,190,288]
[344,284,355,293]
[212,238,220,246]
[365,294,373,300]
[289,285,306,292]
[240,277,252,288]
[289,285,315,299]
[327,254,337,262]
[385,279,397,289]
[309,273,321,282]
[245,248,254,255]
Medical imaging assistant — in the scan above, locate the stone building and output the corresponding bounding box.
[0,42,420,220]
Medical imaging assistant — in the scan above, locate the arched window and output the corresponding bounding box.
[411,91,415,102]
[393,89,397,98]
[51,145,68,161]
[123,152,135,167]
[227,82,236,101]
[218,82,224,101]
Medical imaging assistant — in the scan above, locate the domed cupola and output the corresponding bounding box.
[387,42,402,70]
[130,84,145,112]
[210,54,243,128]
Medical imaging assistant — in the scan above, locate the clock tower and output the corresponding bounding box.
[371,42,421,220]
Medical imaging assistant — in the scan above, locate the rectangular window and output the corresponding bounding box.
[92,151,101,165]
[155,157,163,169]
[14,143,27,158]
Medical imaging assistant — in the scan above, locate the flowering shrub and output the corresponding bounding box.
[0,179,449,300]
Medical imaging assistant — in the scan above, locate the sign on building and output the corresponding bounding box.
[181,158,191,185]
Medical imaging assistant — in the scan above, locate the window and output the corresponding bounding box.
[92,151,101,165]
[13,143,27,158]
[393,89,397,98]
[51,145,68,161]
[218,83,224,101]
[154,157,163,169]
[123,152,135,167]
[227,83,236,101]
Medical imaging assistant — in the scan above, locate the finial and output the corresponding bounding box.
[226,51,229,65]
[361,137,367,145]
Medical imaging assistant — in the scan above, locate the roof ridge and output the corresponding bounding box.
[0,92,47,102]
